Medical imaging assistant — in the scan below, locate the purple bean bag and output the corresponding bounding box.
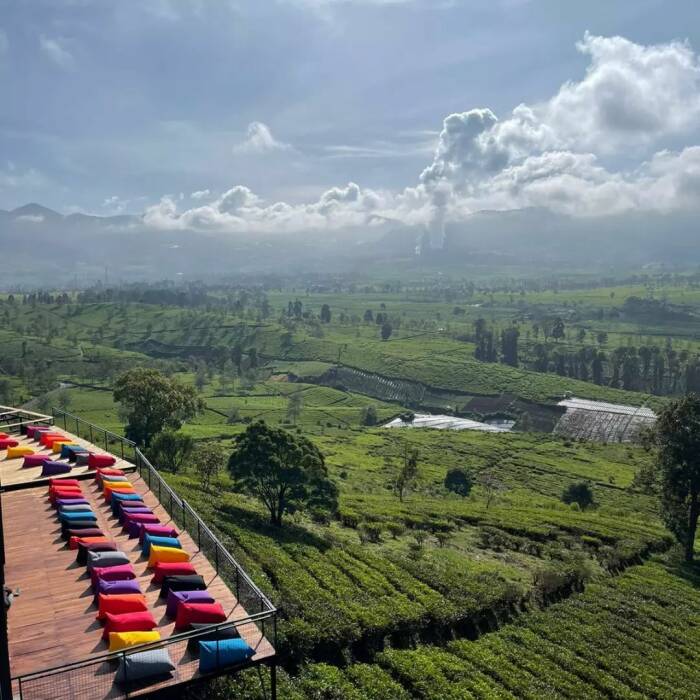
[127,517,160,538]
[56,498,90,508]
[41,461,72,477]
[23,454,49,468]
[96,578,142,597]
[27,425,52,439]
[139,524,179,543]
[165,589,215,619]
[118,508,153,525]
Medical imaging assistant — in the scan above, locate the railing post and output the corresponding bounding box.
[197,519,201,550]
[215,543,219,574]
[89,425,93,444]
[271,662,277,700]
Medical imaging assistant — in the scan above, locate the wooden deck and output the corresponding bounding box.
[1,429,274,699]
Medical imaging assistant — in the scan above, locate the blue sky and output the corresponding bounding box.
[2,0,700,233]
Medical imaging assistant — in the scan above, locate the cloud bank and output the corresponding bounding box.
[145,33,700,234]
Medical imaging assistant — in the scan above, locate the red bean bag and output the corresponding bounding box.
[91,563,136,588]
[69,535,110,550]
[89,454,116,469]
[49,490,83,505]
[94,467,125,479]
[175,602,227,630]
[102,611,157,640]
[0,433,8,439]
[40,433,67,447]
[49,478,81,488]
[0,439,19,449]
[96,593,148,621]
[151,561,197,584]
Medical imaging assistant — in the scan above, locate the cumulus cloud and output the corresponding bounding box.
[144,33,700,235]
[233,122,291,154]
[190,189,212,200]
[39,35,75,69]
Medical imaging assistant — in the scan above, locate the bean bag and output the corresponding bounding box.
[115,648,175,685]
[127,518,160,538]
[96,593,148,620]
[187,622,240,652]
[59,510,96,523]
[95,467,125,478]
[166,589,215,619]
[52,441,73,454]
[0,432,7,439]
[23,454,48,468]
[148,545,189,568]
[139,524,178,543]
[49,484,82,496]
[50,490,83,505]
[91,563,136,589]
[142,536,181,557]
[40,434,67,447]
[77,540,117,564]
[100,474,129,483]
[64,527,103,541]
[6,446,34,459]
[27,425,52,438]
[151,561,197,584]
[104,487,137,504]
[49,478,81,487]
[108,630,161,653]
[0,439,19,449]
[42,461,72,477]
[175,602,226,630]
[61,444,88,460]
[58,503,93,513]
[89,453,116,469]
[75,453,90,466]
[56,498,90,508]
[112,500,146,518]
[159,574,207,598]
[87,550,130,570]
[119,508,153,525]
[97,578,142,597]
[102,610,157,640]
[198,639,254,673]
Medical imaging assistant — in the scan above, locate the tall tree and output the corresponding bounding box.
[381,321,393,341]
[500,326,520,367]
[396,445,419,501]
[286,391,304,424]
[192,441,226,492]
[228,422,338,526]
[651,394,700,561]
[113,368,204,447]
[320,304,331,324]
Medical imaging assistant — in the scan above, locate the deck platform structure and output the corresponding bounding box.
[0,407,277,700]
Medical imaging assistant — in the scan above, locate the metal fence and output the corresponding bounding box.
[0,406,53,435]
[11,409,277,699]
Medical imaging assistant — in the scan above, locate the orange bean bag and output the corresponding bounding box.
[151,561,197,584]
[175,602,227,630]
[102,611,157,640]
[96,593,148,620]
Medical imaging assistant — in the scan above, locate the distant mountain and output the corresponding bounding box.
[1,202,699,287]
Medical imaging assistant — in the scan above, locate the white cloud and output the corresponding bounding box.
[190,189,212,200]
[16,214,45,223]
[39,35,75,69]
[144,34,700,234]
[233,121,291,154]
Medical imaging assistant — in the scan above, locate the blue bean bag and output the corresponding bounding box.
[61,444,88,460]
[141,535,181,557]
[60,510,96,523]
[198,639,255,673]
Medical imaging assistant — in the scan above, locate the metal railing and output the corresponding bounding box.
[11,409,277,699]
[0,406,53,435]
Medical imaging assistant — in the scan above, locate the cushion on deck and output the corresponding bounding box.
[108,630,161,653]
[49,478,81,487]
[0,432,7,439]
[89,453,116,469]
[58,503,93,512]
[175,602,226,630]
[165,589,215,619]
[42,461,72,476]
[6,446,35,458]
[97,578,142,597]
[64,526,103,541]
[142,536,180,557]
[75,453,90,466]
[0,439,19,449]
[187,622,240,652]
[139,524,178,543]
[56,498,90,508]
[95,467,125,477]
[26,425,50,438]
[151,561,197,584]
[61,444,88,460]
[114,648,175,685]
[112,500,146,518]
[127,518,159,538]
[51,441,73,453]
[159,574,206,598]
[40,434,68,447]
[87,550,130,570]
[23,454,48,468]
[119,508,153,525]
[96,593,148,620]
[91,563,136,588]
[102,610,157,640]
[198,639,255,674]
[76,540,117,563]
[148,545,189,568]
[59,510,96,522]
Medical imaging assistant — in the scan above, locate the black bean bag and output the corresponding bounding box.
[61,520,100,539]
[159,574,207,598]
[76,540,118,566]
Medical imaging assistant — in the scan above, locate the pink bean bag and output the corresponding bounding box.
[102,611,157,640]
[23,454,49,468]
[139,524,179,543]
[175,602,227,630]
[89,454,116,469]
[0,439,19,449]
[90,563,136,588]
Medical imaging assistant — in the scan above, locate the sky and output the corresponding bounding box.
[2,0,700,234]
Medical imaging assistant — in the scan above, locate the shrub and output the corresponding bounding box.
[359,523,383,544]
[562,481,595,510]
[444,468,473,496]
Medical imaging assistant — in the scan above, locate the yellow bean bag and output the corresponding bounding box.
[6,446,35,459]
[52,441,74,454]
[148,545,190,568]
[108,630,161,652]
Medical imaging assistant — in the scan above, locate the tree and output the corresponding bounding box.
[193,441,227,492]
[320,304,331,324]
[113,368,204,447]
[147,430,194,472]
[381,322,393,341]
[226,407,241,424]
[194,365,207,392]
[551,317,566,342]
[286,391,304,424]
[500,326,519,367]
[444,468,473,496]
[228,422,338,526]
[363,309,374,323]
[478,469,505,509]
[561,481,595,510]
[57,388,72,411]
[396,446,419,501]
[360,405,378,426]
[649,394,700,561]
